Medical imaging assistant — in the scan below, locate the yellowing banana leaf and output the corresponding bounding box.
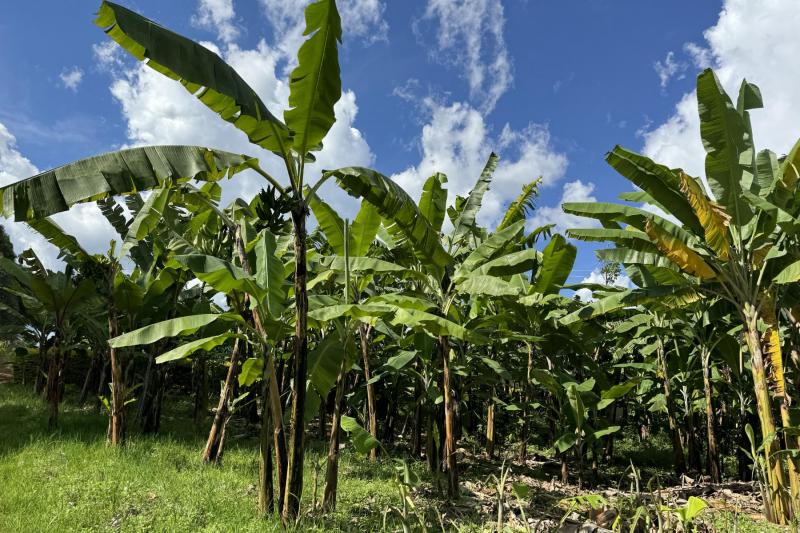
[679,171,731,260]
[644,220,716,279]
[760,294,786,398]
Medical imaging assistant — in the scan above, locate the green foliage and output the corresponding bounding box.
[0,146,253,221]
[284,0,342,159]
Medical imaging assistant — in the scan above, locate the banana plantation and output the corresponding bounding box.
[1,1,799,532]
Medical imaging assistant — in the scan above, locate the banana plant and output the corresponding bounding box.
[563,69,800,522]
[0,251,96,428]
[308,194,383,460]
[329,161,557,497]
[0,0,348,519]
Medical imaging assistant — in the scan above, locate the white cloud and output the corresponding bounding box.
[59,67,84,92]
[259,0,388,64]
[417,0,512,114]
[643,0,800,180]
[337,0,388,44]
[0,124,37,187]
[683,42,712,69]
[105,31,372,216]
[192,0,241,44]
[391,98,568,227]
[574,267,633,302]
[0,123,117,269]
[93,41,125,74]
[528,179,597,235]
[654,51,686,88]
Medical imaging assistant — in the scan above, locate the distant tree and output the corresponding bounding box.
[600,260,621,286]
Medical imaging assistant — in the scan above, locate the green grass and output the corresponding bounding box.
[0,385,791,532]
[0,385,413,532]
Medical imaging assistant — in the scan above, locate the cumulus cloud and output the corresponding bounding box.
[93,41,126,75]
[59,67,84,92]
[574,267,633,302]
[192,0,241,44]
[259,0,388,64]
[683,42,712,69]
[416,0,512,114]
[103,5,375,218]
[528,180,597,235]
[391,98,568,227]
[654,51,686,88]
[642,0,800,179]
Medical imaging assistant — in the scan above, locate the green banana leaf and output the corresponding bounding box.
[308,303,394,323]
[308,193,347,255]
[606,146,702,234]
[26,218,90,263]
[95,2,291,154]
[284,0,342,157]
[496,179,539,231]
[169,254,263,299]
[533,234,576,295]
[238,357,264,387]
[697,69,754,225]
[456,274,520,297]
[121,186,170,255]
[419,173,448,233]
[1,145,252,221]
[391,308,467,340]
[349,200,381,257]
[330,166,453,269]
[304,333,357,422]
[341,415,380,455]
[452,153,498,245]
[156,333,242,364]
[109,313,241,348]
[254,229,288,317]
[457,220,524,275]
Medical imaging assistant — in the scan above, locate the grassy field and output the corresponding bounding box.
[0,385,414,532]
[0,384,788,532]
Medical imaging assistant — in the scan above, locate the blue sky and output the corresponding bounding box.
[1,0,799,290]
